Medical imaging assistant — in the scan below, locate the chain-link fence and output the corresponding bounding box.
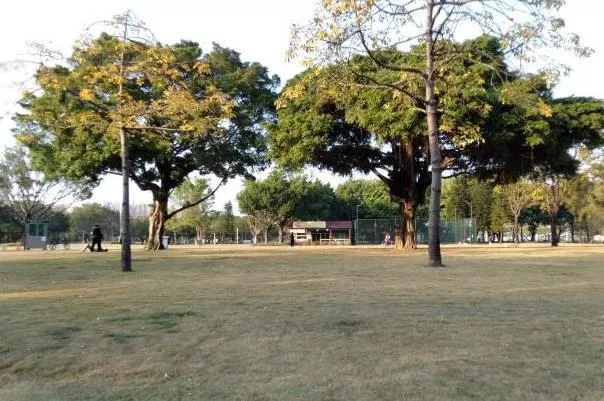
[354,218,477,245]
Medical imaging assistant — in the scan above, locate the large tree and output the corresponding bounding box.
[287,0,590,266]
[237,178,275,245]
[519,206,547,242]
[223,201,235,239]
[498,180,539,244]
[531,97,604,246]
[0,146,89,241]
[536,175,569,246]
[0,205,22,243]
[293,179,341,222]
[167,178,214,243]
[237,171,300,244]
[565,174,593,243]
[335,179,397,218]
[15,35,279,257]
[69,203,120,241]
[272,38,557,252]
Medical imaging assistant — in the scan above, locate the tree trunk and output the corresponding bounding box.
[570,218,575,243]
[425,1,442,266]
[146,197,168,250]
[278,225,284,244]
[117,18,131,272]
[394,222,404,250]
[550,213,559,247]
[425,88,442,263]
[513,213,520,244]
[119,127,132,271]
[398,201,417,251]
[264,228,268,244]
[529,227,537,242]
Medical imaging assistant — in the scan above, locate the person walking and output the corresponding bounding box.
[91,224,104,252]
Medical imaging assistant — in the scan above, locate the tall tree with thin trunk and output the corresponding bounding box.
[169,178,214,242]
[0,145,90,241]
[224,201,235,239]
[288,0,591,266]
[15,14,278,267]
[499,180,539,244]
[537,175,569,247]
[273,41,557,251]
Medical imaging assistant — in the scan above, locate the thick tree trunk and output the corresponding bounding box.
[394,222,404,250]
[550,213,559,247]
[264,228,268,244]
[146,197,168,250]
[425,1,442,266]
[398,201,417,251]
[278,225,284,244]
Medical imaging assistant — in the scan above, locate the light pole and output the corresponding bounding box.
[465,200,473,243]
[355,204,360,245]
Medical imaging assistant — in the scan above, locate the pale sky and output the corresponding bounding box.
[1,0,603,213]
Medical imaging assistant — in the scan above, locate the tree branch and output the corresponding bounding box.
[166,176,228,219]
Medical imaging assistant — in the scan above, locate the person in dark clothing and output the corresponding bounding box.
[91,225,104,252]
[289,232,295,247]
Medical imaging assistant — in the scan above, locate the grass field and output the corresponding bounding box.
[1,245,603,401]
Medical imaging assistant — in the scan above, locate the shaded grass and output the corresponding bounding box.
[0,245,603,400]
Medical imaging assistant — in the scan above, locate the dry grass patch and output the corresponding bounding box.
[1,245,603,400]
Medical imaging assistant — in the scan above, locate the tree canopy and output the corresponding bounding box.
[14,34,279,251]
[288,0,592,265]
[270,36,573,251]
[0,145,89,239]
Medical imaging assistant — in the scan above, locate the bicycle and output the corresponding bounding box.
[47,237,71,250]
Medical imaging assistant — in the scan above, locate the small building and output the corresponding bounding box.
[24,220,48,250]
[290,220,352,245]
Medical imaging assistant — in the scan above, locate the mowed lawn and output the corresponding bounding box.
[1,245,603,401]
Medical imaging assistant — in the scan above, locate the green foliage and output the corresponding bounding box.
[0,145,90,230]
[167,178,213,239]
[490,187,512,234]
[335,179,397,219]
[293,179,340,221]
[519,206,547,241]
[223,201,235,235]
[130,217,149,243]
[0,205,21,242]
[540,97,604,175]
[442,178,471,220]
[237,171,296,240]
[467,179,494,234]
[271,37,589,246]
[69,203,120,240]
[14,35,279,229]
[47,210,70,236]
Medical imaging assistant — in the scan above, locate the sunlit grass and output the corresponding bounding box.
[1,245,603,400]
